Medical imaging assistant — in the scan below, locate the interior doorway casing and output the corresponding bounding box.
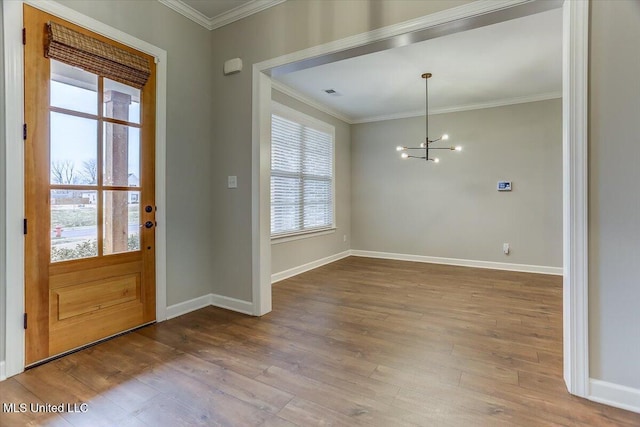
[2,0,168,378]
[252,0,589,398]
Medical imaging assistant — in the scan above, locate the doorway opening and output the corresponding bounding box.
[251,0,589,398]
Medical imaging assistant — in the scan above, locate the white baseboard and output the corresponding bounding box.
[350,250,563,276]
[166,293,255,320]
[0,361,6,381]
[589,379,640,414]
[210,294,255,316]
[165,294,214,320]
[271,250,351,283]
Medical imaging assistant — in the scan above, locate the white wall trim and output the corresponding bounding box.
[158,0,286,31]
[157,0,211,30]
[273,80,561,126]
[2,0,168,379]
[350,250,563,276]
[3,0,27,382]
[272,228,336,245]
[165,294,213,320]
[207,0,287,31]
[589,379,640,414]
[256,0,534,72]
[155,54,169,323]
[210,294,255,316]
[272,250,351,284]
[252,70,273,317]
[270,247,563,284]
[562,0,589,398]
[166,293,254,319]
[352,91,563,124]
[0,361,6,381]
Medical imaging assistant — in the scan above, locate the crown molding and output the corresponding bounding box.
[429,91,562,115]
[210,0,287,31]
[157,0,211,29]
[157,0,286,31]
[271,80,355,124]
[271,81,561,125]
[351,91,562,124]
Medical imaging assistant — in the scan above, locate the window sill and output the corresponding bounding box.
[271,227,336,245]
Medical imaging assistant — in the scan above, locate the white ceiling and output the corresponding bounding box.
[273,8,563,124]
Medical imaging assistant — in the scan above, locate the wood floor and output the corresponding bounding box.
[2,257,639,426]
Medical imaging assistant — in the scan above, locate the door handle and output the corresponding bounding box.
[144,221,154,229]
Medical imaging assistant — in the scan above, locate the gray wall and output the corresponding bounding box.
[209,0,473,301]
[271,90,351,275]
[589,0,640,389]
[351,100,563,267]
[53,0,216,305]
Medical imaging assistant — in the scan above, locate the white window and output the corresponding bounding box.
[271,102,335,238]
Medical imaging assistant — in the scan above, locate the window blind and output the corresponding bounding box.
[271,113,334,237]
[45,21,151,89]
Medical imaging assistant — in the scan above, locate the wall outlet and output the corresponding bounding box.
[503,243,510,255]
[343,234,347,242]
[228,175,237,189]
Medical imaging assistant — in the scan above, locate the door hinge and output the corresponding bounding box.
[23,218,28,235]
[24,313,28,329]
[22,28,26,45]
[23,123,27,140]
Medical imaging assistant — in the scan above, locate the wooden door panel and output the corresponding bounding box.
[54,274,140,320]
[24,5,156,365]
[49,260,143,288]
[49,298,144,356]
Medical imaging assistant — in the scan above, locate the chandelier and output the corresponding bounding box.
[396,73,461,162]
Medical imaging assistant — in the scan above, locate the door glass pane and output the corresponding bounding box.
[103,124,140,187]
[50,112,98,185]
[50,60,98,115]
[103,78,141,124]
[103,191,140,255]
[51,190,98,262]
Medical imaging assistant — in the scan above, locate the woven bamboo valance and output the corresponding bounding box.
[45,22,151,89]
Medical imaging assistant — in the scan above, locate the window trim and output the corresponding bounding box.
[271,227,336,245]
[270,101,336,240]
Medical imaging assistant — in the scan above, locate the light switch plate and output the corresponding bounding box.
[228,176,237,189]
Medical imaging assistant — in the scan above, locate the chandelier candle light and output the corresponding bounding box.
[396,73,462,162]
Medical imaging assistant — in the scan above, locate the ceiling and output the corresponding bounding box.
[273,8,563,124]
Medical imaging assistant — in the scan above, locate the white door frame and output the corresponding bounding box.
[2,0,168,379]
[251,0,589,397]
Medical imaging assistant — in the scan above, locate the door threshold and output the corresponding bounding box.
[25,321,156,370]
